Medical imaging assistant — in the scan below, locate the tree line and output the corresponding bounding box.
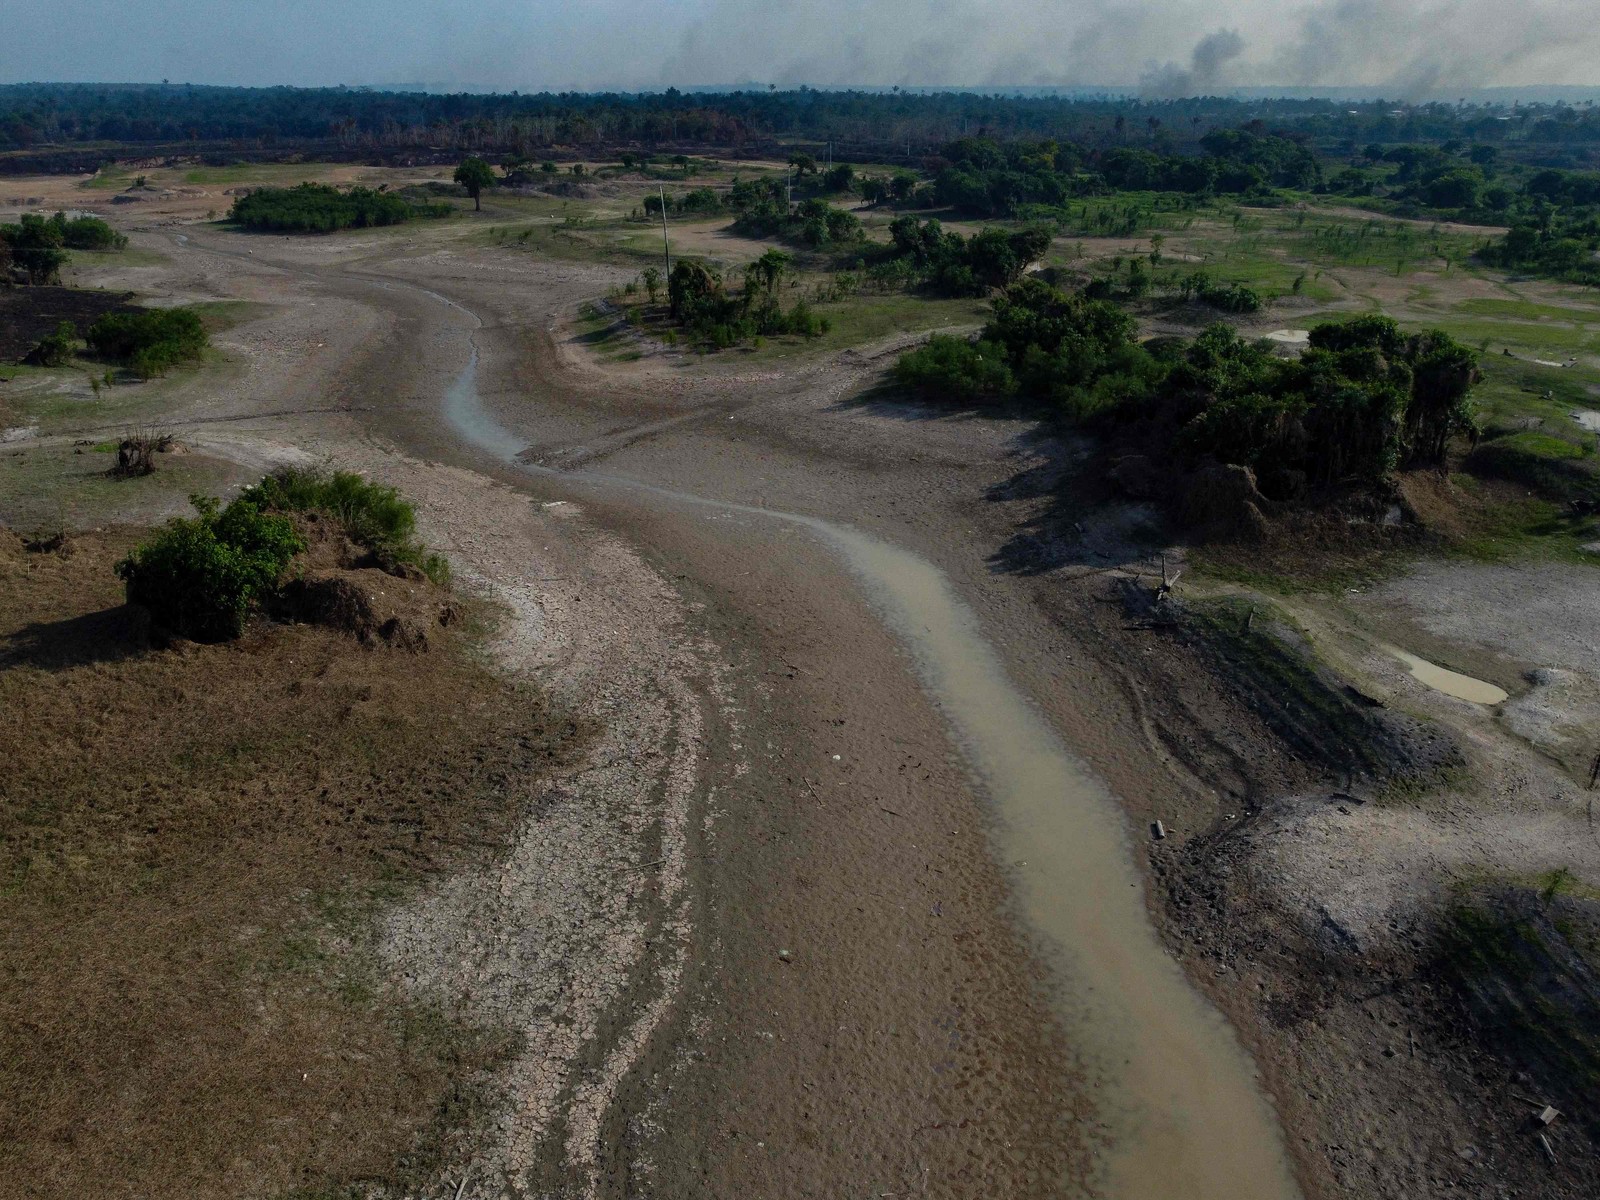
[7,82,1600,162]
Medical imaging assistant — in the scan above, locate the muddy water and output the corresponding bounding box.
[1388,648,1509,705]
[433,300,1299,1199]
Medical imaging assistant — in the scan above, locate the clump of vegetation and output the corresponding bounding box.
[893,335,1017,404]
[117,468,450,640]
[229,183,451,233]
[1478,219,1600,288]
[248,466,450,584]
[117,494,305,640]
[1,212,70,284]
[57,212,127,250]
[664,250,829,348]
[86,306,208,377]
[1169,271,1263,313]
[727,181,862,248]
[27,320,77,367]
[895,283,1480,514]
[642,187,725,219]
[878,217,1053,297]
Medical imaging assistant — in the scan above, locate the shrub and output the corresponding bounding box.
[116,495,303,641]
[229,183,450,233]
[0,213,68,284]
[29,321,76,367]
[86,307,208,377]
[56,213,127,251]
[244,466,448,583]
[893,335,1016,405]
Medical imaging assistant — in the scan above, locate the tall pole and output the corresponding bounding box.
[658,185,671,278]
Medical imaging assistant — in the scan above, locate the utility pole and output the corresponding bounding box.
[658,184,671,278]
[786,165,793,210]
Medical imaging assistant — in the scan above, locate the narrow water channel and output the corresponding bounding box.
[437,304,1300,1199]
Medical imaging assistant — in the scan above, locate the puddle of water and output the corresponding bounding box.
[1388,648,1508,705]
[1572,410,1600,433]
[426,287,1300,1200]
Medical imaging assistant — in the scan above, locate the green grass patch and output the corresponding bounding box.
[1442,472,1597,564]
[63,245,169,270]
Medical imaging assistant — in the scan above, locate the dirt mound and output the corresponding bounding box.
[277,570,443,651]
[1182,461,1276,541]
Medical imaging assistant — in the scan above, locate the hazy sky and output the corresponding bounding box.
[3,0,1597,93]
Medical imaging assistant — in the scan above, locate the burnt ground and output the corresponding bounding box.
[0,285,136,362]
[0,530,589,1200]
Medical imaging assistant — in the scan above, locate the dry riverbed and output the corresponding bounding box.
[3,179,1599,1199]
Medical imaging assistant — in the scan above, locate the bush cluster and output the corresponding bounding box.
[643,187,725,218]
[665,251,829,348]
[881,217,1052,297]
[86,307,208,377]
[727,181,862,248]
[229,183,451,233]
[28,321,77,367]
[117,495,304,641]
[1478,219,1600,288]
[895,282,1479,498]
[248,466,451,583]
[116,467,450,640]
[916,131,1321,219]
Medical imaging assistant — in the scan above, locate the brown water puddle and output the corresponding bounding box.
[1387,647,1508,705]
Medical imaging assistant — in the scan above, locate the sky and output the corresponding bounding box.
[3,0,1598,94]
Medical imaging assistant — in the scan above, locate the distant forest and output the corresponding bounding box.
[4,83,1600,167]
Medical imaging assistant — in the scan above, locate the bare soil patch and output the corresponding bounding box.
[0,530,588,1200]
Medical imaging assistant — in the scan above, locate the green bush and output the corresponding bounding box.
[893,282,1481,498]
[56,213,127,251]
[87,307,209,377]
[29,321,77,367]
[229,183,451,233]
[245,466,449,584]
[116,495,303,641]
[893,335,1016,405]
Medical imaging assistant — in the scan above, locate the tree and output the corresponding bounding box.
[788,152,818,178]
[453,156,496,211]
[745,249,791,299]
[0,213,68,284]
[640,266,662,304]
